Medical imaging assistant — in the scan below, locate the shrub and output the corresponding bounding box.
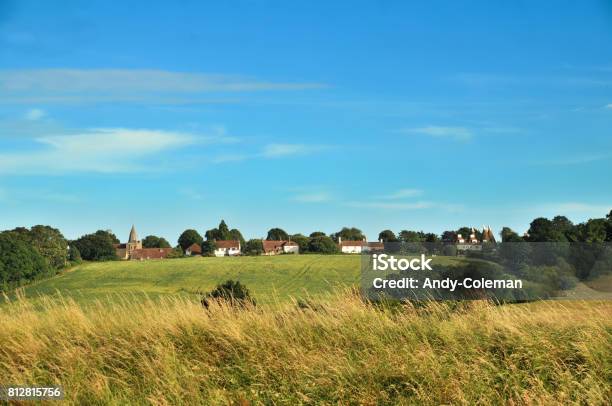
[201,280,255,308]
[244,239,264,256]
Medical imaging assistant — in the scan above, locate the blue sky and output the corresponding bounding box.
[1,0,611,242]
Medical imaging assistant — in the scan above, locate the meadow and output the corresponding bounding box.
[1,255,610,404]
[18,254,471,305]
[0,293,609,405]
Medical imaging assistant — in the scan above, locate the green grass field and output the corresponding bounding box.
[18,254,473,304]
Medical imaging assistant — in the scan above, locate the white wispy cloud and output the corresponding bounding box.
[24,108,46,121]
[291,192,332,203]
[377,188,423,199]
[346,201,433,210]
[402,126,473,141]
[0,69,326,103]
[261,143,325,158]
[0,128,198,174]
[605,103,612,109]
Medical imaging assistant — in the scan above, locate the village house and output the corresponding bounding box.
[455,226,496,252]
[262,240,299,255]
[185,243,202,256]
[114,225,173,260]
[214,240,241,257]
[337,237,385,254]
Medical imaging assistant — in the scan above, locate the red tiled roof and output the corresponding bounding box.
[187,243,202,254]
[215,240,240,249]
[367,242,384,249]
[339,240,366,247]
[130,248,173,260]
[262,240,296,253]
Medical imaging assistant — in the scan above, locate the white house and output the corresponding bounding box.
[338,237,367,254]
[214,240,241,257]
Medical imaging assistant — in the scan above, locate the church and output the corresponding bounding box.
[114,225,173,260]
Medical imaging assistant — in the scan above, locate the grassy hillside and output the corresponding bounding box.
[19,255,472,304]
[0,294,609,405]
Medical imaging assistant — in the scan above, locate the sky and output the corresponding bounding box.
[0,0,611,242]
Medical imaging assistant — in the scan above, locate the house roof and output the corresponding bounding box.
[130,248,173,260]
[367,242,384,249]
[187,243,202,253]
[215,240,240,249]
[262,240,296,252]
[339,240,366,247]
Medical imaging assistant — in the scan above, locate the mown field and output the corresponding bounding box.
[17,254,472,305]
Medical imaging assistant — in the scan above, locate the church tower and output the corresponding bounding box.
[126,224,142,253]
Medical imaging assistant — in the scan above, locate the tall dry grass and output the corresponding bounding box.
[0,292,610,405]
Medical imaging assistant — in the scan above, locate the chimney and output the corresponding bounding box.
[338,237,342,243]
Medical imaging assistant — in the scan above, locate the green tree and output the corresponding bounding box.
[229,229,246,249]
[309,231,326,238]
[332,227,365,242]
[68,245,82,264]
[290,234,310,253]
[8,225,68,269]
[378,230,398,242]
[500,227,522,242]
[142,235,171,248]
[308,236,339,254]
[441,231,456,243]
[399,230,424,243]
[165,246,185,259]
[178,229,203,251]
[206,219,235,241]
[72,230,118,261]
[244,239,264,256]
[267,228,289,241]
[527,217,566,242]
[0,232,49,289]
[201,240,217,256]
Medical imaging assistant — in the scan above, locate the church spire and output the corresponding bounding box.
[128,225,138,242]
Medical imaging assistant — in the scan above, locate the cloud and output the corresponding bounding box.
[0,69,326,103]
[291,192,332,203]
[605,104,612,109]
[24,108,46,120]
[0,128,198,174]
[402,126,473,141]
[377,188,423,199]
[178,188,205,201]
[260,143,329,158]
[346,201,434,210]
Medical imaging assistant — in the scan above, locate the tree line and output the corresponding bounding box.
[2,211,611,291]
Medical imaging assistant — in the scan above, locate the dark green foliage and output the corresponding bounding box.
[72,230,118,261]
[201,280,255,308]
[332,227,365,242]
[500,227,522,242]
[399,230,425,243]
[308,236,338,254]
[267,228,289,241]
[165,246,185,259]
[244,239,264,256]
[201,240,217,256]
[7,225,68,269]
[309,231,326,238]
[142,235,171,248]
[178,229,203,251]
[442,244,457,256]
[0,232,49,290]
[378,230,398,242]
[290,234,310,253]
[68,245,82,264]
